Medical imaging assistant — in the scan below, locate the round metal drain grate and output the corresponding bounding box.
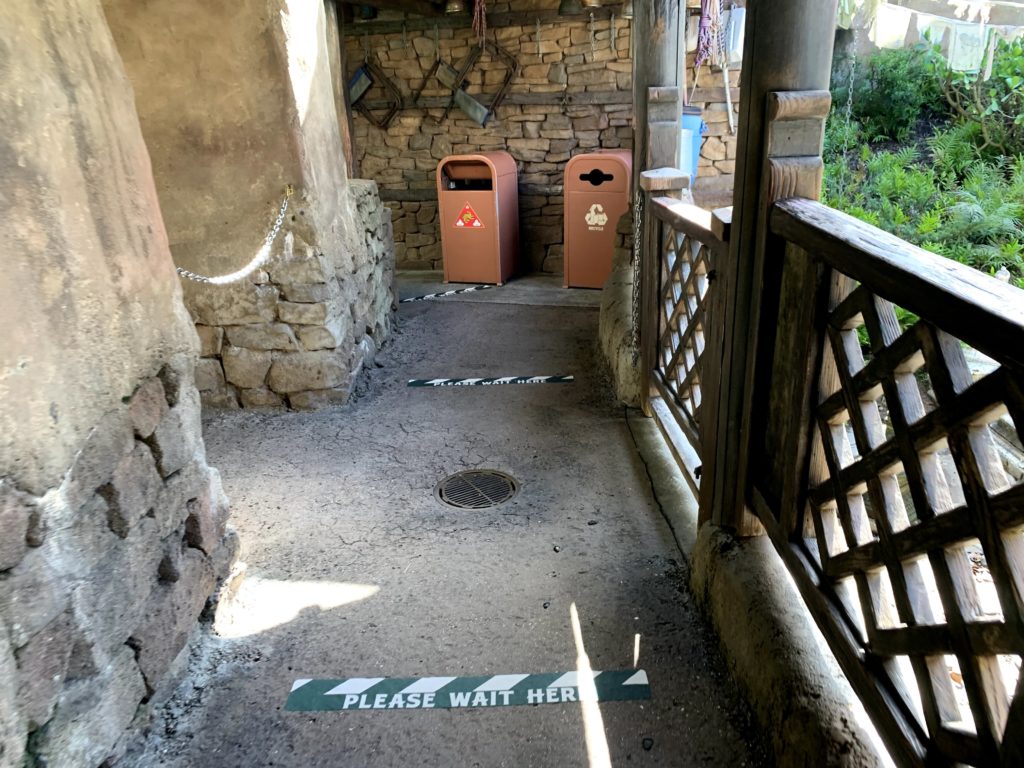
[434,470,519,509]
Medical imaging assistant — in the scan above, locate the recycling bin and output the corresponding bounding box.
[436,152,519,285]
[563,150,633,289]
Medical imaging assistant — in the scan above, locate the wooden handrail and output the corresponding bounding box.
[648,197,727,252]
[771,197,1024,371]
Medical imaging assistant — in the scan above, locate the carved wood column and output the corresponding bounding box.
[701,0,839,535]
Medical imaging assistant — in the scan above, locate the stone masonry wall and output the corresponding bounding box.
[0,1,235,766]
[348,1,743,272]
[104,0,396,411]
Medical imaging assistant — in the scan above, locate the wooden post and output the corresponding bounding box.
[701,0,839,535]
[631,1,682,193]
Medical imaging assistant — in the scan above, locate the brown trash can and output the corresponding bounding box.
[563,150,633,289]
[436,152,519,285]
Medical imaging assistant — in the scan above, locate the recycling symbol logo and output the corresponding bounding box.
[585,203,609,227]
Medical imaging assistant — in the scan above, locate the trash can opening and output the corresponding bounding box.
[441,160,494,191]
[578,168,616,187]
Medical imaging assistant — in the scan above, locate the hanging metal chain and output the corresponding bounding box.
[176,186,294,285]
[630,191,645,365]
[838,27,859,200]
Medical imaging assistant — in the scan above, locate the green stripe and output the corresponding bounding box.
[285,670,650,712]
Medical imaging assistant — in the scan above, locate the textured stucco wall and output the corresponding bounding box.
[0,0,196,495]
[1,2,235,767]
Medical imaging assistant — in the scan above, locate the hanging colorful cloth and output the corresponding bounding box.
[694,0,720,69]
[473,0,487,49]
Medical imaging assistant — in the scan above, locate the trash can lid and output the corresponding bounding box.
[439,151,517,179]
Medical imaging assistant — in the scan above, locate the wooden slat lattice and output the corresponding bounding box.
[757,198,1024,767]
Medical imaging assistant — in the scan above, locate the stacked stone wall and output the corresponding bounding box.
[348,0,742,273]
[104,0,397,411]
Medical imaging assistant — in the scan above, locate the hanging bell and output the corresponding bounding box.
[620,0,634,19]
[558,0,584,15]
[445,0,465,13]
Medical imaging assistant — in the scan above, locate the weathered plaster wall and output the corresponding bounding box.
[104,0,395,410]
[0,1,235,766]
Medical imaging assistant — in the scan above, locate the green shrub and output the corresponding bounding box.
[933,37,1024,157]
[832,46,944,142]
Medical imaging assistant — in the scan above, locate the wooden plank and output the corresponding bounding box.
[649,393,702,497]
[771,199,1024,371]
[648,197,724,249]
[345,0,444,18]
[870,622,1024,658]
[342,5,620,35]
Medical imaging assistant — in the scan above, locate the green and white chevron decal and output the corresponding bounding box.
[286,669,650,712]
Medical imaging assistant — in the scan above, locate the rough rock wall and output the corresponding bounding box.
[104,0,395,410]
[598,211,641,407]
[0,1,235,766]
[347,0,743,271]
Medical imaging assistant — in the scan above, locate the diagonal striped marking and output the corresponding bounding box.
[324,677,385,695]
[548,671,600,689]
[399,676,457,694]
[473,674,530,692]
[291,678,312,692]
[623,670,649,686]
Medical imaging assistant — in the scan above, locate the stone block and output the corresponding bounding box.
[147,400,201,479]
[0,545,71,650]
[268,237,332,285]
[0,481,32,571]
[15,611,74,729]
[194,358,225,392]
[129,549,214,693]
[184,489,227,558]
[43,495,119,581]
[267,351,351,394]
[60,408,134,517]
[223,322,299,351]
[278,300,334,325]
[186,282,278,326]
[408,133,431,151]
[194,325,223,357]
[99,442,162,537]
[221,347,272,390]
[0,620,24,768]
[297,311,352,352]
[33,646,146,768]
[239,388,284,408]
[127,378,168,440]
[280,283,333,303]
[200,389,240,410]
[151,460,206,540]
[702,136,728,161]
[70,518,161,661]
[287,388,350,411]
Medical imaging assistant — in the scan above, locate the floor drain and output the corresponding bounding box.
[435,470,519,509]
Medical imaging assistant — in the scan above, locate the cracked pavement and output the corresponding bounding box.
[124,286,771,767]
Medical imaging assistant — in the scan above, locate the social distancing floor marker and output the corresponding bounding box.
[399,285,493,303]
[286,669,650,712]
[408,375,574,387]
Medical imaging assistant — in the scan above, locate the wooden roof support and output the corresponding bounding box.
[342,0,444,18]
[700,0,840,536]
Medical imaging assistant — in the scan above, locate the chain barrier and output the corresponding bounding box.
[837,28,859,201]
[175,186,294,285]
[630,191,644,366]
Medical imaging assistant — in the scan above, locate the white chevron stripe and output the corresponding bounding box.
[324,677,385,695]
[399,676,457,694]
[291,678,312,692]
[474,674,529,692]
[623,670,649,686]
[547,671,600,689]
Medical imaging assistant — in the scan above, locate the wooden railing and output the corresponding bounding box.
[640,196,729,494]
[747,198,1024,766]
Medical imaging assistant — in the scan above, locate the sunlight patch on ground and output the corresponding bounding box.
[215,575,379,639]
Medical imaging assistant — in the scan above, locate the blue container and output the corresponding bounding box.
[679,113,707,180]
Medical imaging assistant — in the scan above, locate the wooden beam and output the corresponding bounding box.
[343,0,444,18]
[342,5,619,35]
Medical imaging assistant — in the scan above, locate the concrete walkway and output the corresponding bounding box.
[125,278,771,767]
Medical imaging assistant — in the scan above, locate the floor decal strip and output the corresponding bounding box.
[286,669,650,711]
[407,375,575,387]
[399,285,493,303]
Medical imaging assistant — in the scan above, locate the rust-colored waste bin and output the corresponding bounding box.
[436,152,519,285]
[563,150,633,289]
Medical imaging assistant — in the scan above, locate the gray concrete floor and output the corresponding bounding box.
[125,281,771,767]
